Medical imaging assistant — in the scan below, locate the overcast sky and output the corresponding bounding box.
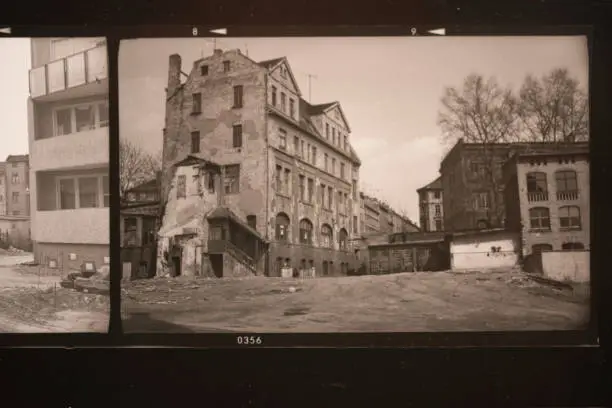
[0,38,31,161]
[119,36,587,224]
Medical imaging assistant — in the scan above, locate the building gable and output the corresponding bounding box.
[324,103,351,133]
[268,58,302,97]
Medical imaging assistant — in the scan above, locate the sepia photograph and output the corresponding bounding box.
[0,37,110,333]
[119,36,590,333]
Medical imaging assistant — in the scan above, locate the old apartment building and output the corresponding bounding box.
[503,145,590,257]
[417,176,444,232]
[159,49,362,278]
[439,138,589,232]
[0,155,31,248]
[27,37,109,269]
[357,192,417,237]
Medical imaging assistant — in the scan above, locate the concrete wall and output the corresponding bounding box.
[33,241,109,272]
[30,127,108,171]
[542,250,590,283]
[450,232,519,270]
[516,156,590,256]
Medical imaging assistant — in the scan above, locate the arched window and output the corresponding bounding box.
[529,207,551,230]
[275,213,290,242]
[299,218,313,244]
[558,206,581,229]
[562,242,584,251]
[320,223,333,248]
[555,170,578,196]
[338,228,348,250]
[526,172,548,202]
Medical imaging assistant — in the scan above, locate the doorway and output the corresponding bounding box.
[172,256,181,277]
[210,254,223,278]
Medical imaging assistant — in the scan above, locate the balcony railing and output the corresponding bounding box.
[29,44,107,99]
[556,191,580,201]
[527,191,549,202]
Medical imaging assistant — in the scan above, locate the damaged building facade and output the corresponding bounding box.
[158,49,362,278]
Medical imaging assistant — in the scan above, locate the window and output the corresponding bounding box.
[176,175,186,199]
[527,172,547,194]
[247,215,257,230]
[223,60,231,72]
[352,180,358,199]
[57,175,108,209]
[278,129,287,150]
[529,207,551,230]
[224,165,240,194]
[435,204,441,216]
[289,99,295,118]
[470,161,484,176]
[233,85,243,108]
[435,219,443,231]
[53,102,108,136]
[434,191,441,199]
[276,165,283,193]
[200,65,208,75]
[299,219,313,245]
[556,170,578,193]
[11,173,19,184]
[325,123,330,139]
[206,172,215,193]
[12,192,19,203]
[324,154,329,171]
[321,224,333,247]
[562,242,585,251]
[191,131,200,153]
[312,146,317,165]
[338,191,343,213]
[271,86,277,106]
[340,163,345,179]
[307,178,314,203]
[559,206,581,229]
[299,175,305,201]
[339,228,348,250]
[353,216,358,234]
[472,192,489,210]
[281,92,286,113]
[13,211,20,216]
[320,184,326,206]
[123,217,138,246]
[283,169,290,195]
[232,124,243,148]
[301,140,305,158]
[192,93,202,114]
[332,128,336,144]
[532,244,553,254]
[142,217,157,246]
[344,135,348,150]
[78,177,99,208]
[328,186,333,209]
[332,158,336,175]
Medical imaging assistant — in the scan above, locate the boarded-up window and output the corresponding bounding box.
[233,85,243,108]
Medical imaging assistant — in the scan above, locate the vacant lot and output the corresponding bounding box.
[121,269,589,333]
[0,254,109,333]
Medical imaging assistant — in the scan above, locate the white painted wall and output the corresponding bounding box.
[451,234,519,270]
[542,251,590,283]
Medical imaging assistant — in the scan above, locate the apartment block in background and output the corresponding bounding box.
[27,37,109,270]
[0,155,31,249]
[417,176,444,232]
[503,145,590,258]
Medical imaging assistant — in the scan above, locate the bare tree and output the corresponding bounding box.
[120,138,161,199]
[516,68,589,142]
[437,74,518,228]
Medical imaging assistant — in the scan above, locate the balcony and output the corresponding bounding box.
[556,191,580,201]
[29,44,108,102]
[31,127,108,172]
[34,208,109,245]
[527,192,549,203]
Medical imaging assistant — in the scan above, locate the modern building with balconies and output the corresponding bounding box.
[503,144,590,258]
[27,37,109,270]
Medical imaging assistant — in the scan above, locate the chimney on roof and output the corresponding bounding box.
[167,54,182,96]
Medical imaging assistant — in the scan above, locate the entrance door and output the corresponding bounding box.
[172,256,181,277]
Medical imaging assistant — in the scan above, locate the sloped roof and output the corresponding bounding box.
[308,102,336,115]
[5,154,28,162]
[127,178,158,193]
[207,206,268,243]
[258,57,285,69]
[417,176,442,192]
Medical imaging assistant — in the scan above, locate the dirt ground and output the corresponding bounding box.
[0,254,110,333]
[121,269,590,333]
